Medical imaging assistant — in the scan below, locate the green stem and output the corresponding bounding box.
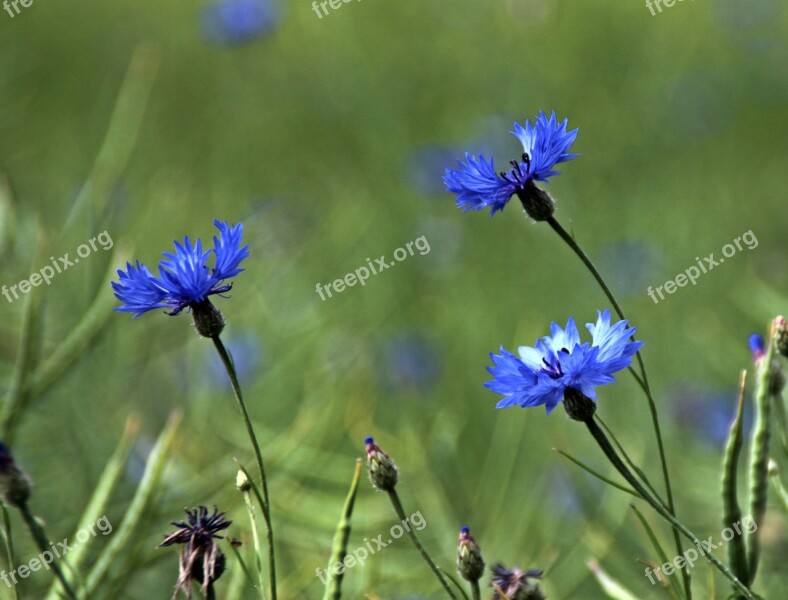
[18,503,78,600]
[470,579,481,600]
[212,336,277,600]
[386,490,457,599]
[585,416,755,599]
[545,216,688,598]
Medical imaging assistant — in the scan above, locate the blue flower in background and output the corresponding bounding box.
[112,220,249,317]
[379,333,441,394]
[207,332,262,388]
[443,111,578,216]
[486,310,642,413]
[670,385,752,447]
[202,0,279,45]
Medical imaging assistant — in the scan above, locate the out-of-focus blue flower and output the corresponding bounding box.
[112,220,249,317]
[379,334,441,393]
[207,332,262,388]
[670,385,752,447]
[443,111,578,216]
[486,310,642,414]
[597,240,664,297]
[202,0,279,45]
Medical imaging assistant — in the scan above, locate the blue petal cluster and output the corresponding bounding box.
[485,310,643,413]
[112,220,249,317]
[443,111,579,216]
[202,0,279,45]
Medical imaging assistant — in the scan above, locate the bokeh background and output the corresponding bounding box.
[1,0,786,597]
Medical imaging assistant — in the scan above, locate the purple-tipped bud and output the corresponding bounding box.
[457,525,485,582]
[364,436,399,492]
[775,316,788,358]
[0,443,31,508]
[749,333,766,362]
[751,328,786,395]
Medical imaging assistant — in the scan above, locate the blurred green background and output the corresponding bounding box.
[0,0,786,597]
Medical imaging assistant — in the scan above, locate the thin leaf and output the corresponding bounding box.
[630,505,682,600]
[553,448,639,497]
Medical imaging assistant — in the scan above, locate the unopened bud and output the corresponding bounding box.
[236,470,251,492]
[192,300,225,338]
[0,443,32,508]
[364,436,398,492]
[516,180,555,222]
[457,525,485,582]
[563,387,596,422]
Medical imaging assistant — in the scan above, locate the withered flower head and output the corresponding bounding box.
[159,505,231,599]
[491,563,546,600]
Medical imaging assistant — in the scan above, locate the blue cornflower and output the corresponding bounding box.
[443,111,578,218]
[485,310,643,414]
[202,0,279,46]
[112,220,249,320]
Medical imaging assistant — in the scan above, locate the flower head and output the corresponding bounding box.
[364,436,399,492]
[112,220,249,318]
[486,310,643,414]
[490,563,545,600]
[443,111,578,217]
[159,506,231,599]
[456,525,485,582]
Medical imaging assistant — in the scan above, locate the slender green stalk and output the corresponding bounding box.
[240,479,266,600]
[469,580,481,600]
[545,216,688,598]
[211,336,276,600]
[228,539,258,597]
[323,459,363,600]
[0,504,20,600]
[18,503,78,600]
[206,583,216,600]
[554,448,639,497]
[746,329,776,585]
[386,490,457,599]
[585,416,755,599]
[629,505,682,600]
[721,370,749,588]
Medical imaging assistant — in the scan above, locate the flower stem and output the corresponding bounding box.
[585,416,756,599]
[545,216,688,597]
[18,503,78,600]
[470,580,481,600]
[386,490,457,599]
[211,335,277,600]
